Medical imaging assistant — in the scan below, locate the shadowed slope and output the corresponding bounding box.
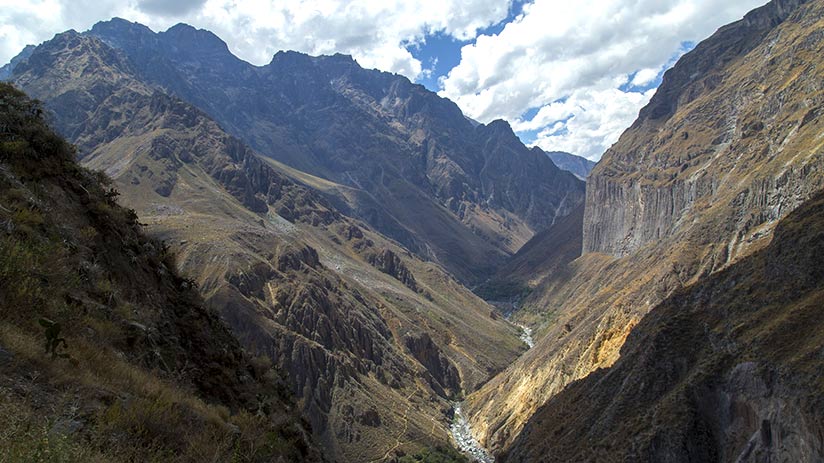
[8,33,524,461]
[506,189,824,462]
[464,0,824,454]
[0,82,321,462]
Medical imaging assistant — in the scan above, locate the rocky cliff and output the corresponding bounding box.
[79,19,585,284]
[7,31,525,461]
[464,0,824,454]
[583,0,820,256]
[506,189,824,462]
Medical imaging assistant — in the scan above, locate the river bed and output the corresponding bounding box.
[450,403,494,463]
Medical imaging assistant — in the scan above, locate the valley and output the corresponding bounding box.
[2,0,823,461]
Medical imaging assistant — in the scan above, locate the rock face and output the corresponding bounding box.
[464,0,824,455]
[8,30,525,461]
[0,44,34,80]
[505,190,824,462]
[583,0,820,257]
[367,248,418,292]
[80,19,586,284]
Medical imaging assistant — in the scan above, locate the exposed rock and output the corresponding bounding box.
[404,332,462,396]
[357,409,381,427]
[583,0,819,257]
[367,248,418,292]
[465,0,824,455]
[276,245,321,272]
[505,190,824,462]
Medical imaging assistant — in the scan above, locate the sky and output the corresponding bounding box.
[0,0,767,160]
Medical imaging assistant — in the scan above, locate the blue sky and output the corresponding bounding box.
[1,0,766,160]
[409,0,530,91]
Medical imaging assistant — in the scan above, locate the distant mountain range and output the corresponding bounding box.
[4,22,540,461]
[75,18,584,285]
[540,149,596,180]
[4,0,824,460]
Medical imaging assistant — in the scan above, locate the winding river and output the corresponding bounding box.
[450,402,494,463]
[450,320,534,461]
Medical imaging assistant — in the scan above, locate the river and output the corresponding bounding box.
[450,402,494,463]
[449,320,534,461]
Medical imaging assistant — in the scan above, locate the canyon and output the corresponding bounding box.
[2,0,823,461]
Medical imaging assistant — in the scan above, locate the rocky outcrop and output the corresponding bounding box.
[367,248,418,291]
[505,190,824,462]
[404,332,461,396]
[465,0,824,455]
[583,0,819,256]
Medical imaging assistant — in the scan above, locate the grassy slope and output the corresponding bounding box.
[9,32,525,461]
[0,83,319,462]
[505,189,824,462]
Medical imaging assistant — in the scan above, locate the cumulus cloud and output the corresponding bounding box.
[439,0,767,159]
[137,0,207,16]
[0,0,511,79]
[2,0,770,160]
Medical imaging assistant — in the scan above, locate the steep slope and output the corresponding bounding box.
[0,45,34,81]
[506,189,824,462]
[80,19,585,284]
[0,83,320,462]
[476,204,584,310]
[543,149,596,180]
[8,32,525,461]
[584,0,821,257]
[464,0,824,454]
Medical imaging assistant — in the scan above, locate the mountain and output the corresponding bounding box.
[475,204,584,310]
[506,189,824,462]
[0,82,320,462]
[0,45,35,81]
[462,0,824,454]
[77,18,586,284]
[7,30,525,461]
[541,149,596,180]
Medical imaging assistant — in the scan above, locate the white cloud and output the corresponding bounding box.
[0,0,512,79]
[439,0,767,160]
[526,86,656,159]
[1,0,772,160]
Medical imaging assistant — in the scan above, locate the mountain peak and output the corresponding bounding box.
[160,22,230,54]
[479,119,520,143]
[0,44,36,80]
[90,17,154,38]
[268,49,359,71]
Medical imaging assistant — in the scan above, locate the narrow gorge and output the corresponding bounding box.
[2,0,823,461]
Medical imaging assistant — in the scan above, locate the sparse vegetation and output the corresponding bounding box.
[0,83,319,462]
[397,445,470,463]
[38,318,69,360]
